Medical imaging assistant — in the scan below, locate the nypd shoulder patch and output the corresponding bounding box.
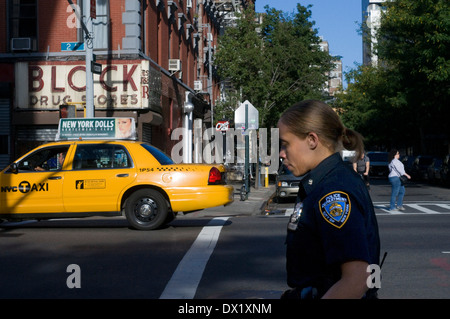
[319,191,351,229]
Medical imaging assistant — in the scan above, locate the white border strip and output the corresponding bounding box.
[159,217,229,299]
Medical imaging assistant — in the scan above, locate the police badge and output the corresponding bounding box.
[319,191,351,228]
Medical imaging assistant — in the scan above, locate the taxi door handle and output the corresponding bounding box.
[116,173,129,177]
[48,176,62,180]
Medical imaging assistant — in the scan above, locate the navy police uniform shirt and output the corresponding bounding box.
[286,152,380,296]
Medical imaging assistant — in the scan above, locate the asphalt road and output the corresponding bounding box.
[0,179,449,299]
[269,178,450,299]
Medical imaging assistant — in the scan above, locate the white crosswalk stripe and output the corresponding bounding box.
[284,202,450,216]
[435,204,450,210]
[405,204,440,214]
[374,202,450,215]
[271,202,450,217]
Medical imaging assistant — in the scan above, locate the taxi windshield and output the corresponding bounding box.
[141,144,174,165]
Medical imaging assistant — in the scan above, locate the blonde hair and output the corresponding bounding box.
[279,100,364,159]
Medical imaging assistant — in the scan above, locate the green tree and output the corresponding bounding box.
[376,0,450,153]
[335,0,450,154]
[214,4,334,127]
[335,65,410,149]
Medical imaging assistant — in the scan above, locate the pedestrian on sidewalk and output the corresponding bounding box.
[388,149,411,211]
[353,151,370,189]
[278,100,380,299]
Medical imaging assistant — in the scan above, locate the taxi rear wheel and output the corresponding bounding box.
[125,189,168,230]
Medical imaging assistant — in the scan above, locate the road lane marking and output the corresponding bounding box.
[372,202,450,215]
[383,208,404,214]
[159,217,229,299]
[405,204,441,214]
[373,204,404,214]
[272,202,450,216]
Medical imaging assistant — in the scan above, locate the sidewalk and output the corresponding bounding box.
[178,182,276,218]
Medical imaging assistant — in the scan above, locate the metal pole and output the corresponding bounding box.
[207,24,213,129]
[245,103,249,194]
[183,112,189,163]
[84,1,94,118]
[67,1,94,117]
[183,92,194,163]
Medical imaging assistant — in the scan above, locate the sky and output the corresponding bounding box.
[255,0,364,85]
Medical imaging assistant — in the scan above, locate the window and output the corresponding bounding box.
[16,146,69,172]
[92,0,110,50]
[9,0,38,51]
[73,144,132,170]
[0,136,8,155]
[141,144,174,165]
[78,0,110,50]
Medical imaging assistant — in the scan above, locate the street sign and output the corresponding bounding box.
[234,100,258,198]
[90,0,96,19]
[56,117,137,140]
[215,120,229,131]
[234,100,259,131]
[91,61,102,75]
[61,42,85,52]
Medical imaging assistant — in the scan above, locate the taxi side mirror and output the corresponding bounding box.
[9,163,18,174]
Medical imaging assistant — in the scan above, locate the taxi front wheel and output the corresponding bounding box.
[125,189,168,230]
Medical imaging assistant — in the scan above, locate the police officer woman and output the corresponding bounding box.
[278,100,380,299]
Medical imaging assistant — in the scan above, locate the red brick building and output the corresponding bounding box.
[0,0,231,167]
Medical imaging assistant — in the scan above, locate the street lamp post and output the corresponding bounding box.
[183,92,194,163]
[83,1,94,118]
[67,0,95,118]
[199,23,213,128]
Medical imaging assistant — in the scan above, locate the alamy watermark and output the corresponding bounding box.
[66,4,82,29]
[66,264,81,289]
[64,263,381,291]
[367,264,382,289]
[170,127,280,174]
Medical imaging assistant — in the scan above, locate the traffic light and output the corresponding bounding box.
[60,104,76,118]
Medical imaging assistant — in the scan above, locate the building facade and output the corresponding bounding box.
[362,0,387,66]
[0,0,250,168]
[319,37,343,96]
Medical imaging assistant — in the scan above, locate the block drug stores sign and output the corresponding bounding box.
[57,118,137,140]
[18,61,156,109]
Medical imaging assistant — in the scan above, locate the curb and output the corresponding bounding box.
[178,183,276,218]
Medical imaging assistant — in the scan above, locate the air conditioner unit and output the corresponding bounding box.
[194,80,202,91]
[168,59,181,72]
[186,0,193,8]
[11,38,31,51]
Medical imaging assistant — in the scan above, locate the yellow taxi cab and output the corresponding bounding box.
[0,118,234,230]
